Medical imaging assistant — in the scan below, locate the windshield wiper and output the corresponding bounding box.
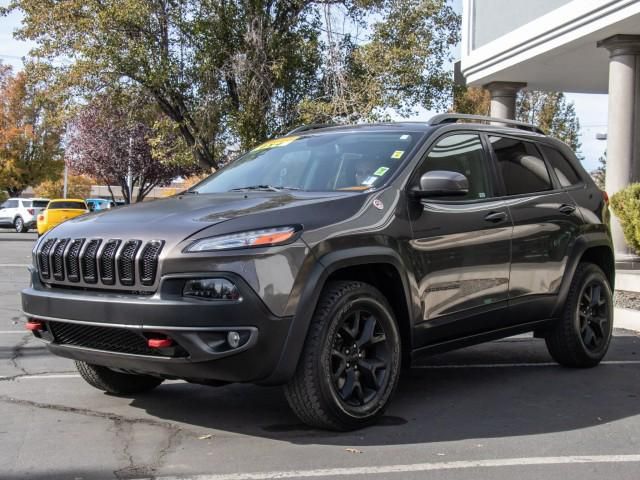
[229,185,302,192]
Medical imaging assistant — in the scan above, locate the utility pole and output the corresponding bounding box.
[63,163,68,199]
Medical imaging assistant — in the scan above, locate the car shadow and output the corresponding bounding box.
[127,335,640,446]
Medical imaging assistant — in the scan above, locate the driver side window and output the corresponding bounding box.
[414,133,493,200]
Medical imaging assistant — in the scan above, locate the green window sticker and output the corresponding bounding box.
[374,167,389,176]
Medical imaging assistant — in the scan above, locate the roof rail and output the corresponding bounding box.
[428,113,545,135]
[286,123,336,135]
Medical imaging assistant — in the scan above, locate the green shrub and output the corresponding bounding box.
[610,183,640,254]
[0,190,7,204]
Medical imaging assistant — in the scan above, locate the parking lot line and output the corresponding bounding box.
[138,455,640,480]
[0,331,28,334]
[0,264,31,267]
[414,360,640,369]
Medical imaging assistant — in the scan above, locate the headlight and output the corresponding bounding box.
[184,226,301,252]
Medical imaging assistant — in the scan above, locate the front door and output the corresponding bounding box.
[407,133,512,346]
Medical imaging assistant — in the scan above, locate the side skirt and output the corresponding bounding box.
[410,319,556,359]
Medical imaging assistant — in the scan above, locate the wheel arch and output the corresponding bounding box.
[551,234,615,318]
[261,247,415,385]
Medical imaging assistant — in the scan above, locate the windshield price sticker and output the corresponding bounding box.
[391,150,404,159]
[252,136,299,152]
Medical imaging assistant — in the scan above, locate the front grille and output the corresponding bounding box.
[38,238,56,279]
[37,237,164,291]
[99,240,120,285]
[81,239,101,284]
[118,240,141,286]
[52,239,69,281]
[65,239,84,282]
[48,321,165,356]
[140,241,163,286]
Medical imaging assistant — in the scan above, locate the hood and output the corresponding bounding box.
[43,191,360,245]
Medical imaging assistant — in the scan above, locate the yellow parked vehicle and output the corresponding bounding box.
[37,199,89,236]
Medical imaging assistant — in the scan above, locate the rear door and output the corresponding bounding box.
[407,132,513,346]
[487,135,583,324]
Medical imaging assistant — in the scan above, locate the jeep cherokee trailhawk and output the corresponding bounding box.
[22,114,615,430]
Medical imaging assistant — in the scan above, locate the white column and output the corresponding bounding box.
[484,81,527,119]
[598,35,640,263]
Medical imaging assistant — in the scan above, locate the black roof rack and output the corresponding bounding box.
[428,113,545,135]
[286,123,337,135]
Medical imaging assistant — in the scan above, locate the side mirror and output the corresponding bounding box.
[411,170,469,198]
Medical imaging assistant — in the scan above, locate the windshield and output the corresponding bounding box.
[48,201,87,210]
[192,131,422,193]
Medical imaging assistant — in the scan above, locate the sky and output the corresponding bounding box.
[0,2,608,171]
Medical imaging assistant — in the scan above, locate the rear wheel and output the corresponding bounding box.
[545,262,613,368]
[76,361,163,395]
[14,216,27,233]
[285,281,401,430]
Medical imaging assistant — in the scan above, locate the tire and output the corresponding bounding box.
[75,361,164,395]
[14,216,27,233]
[284,281,402,431]
[545,262,613,368]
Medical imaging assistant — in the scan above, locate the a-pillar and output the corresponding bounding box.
[597,35,640,264]
[483,81,527,119]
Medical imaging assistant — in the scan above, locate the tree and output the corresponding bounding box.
[591,150,606,190]
[453,87,581,155]
[4,0,460,169]
[66,93,202,204]
[0,65,64,197]
[516,91,581,155]
[34,174,93,199]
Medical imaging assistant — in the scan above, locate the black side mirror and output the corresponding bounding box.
[410,170,469,198]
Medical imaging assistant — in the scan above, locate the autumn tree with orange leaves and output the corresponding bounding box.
[0,65,63,197]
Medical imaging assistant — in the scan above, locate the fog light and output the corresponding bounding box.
[183,278,240,300]
[227,331,241,349]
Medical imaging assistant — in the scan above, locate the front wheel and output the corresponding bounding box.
[14,217,27,233]
[545,262,613,368]
[76,361,164,395]
[285,281,401,431]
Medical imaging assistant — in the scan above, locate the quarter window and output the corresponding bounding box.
[414,133,493,200]
[539,145,581,187]
[490,136,552,195]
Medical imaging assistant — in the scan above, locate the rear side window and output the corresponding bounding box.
[490,136,552,195]
[539,145,582,187]
[48,201,87,210]
[4,199,19,208]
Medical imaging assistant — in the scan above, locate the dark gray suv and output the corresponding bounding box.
[22,114,615,430]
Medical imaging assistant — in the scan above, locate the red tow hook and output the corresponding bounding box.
[25,320,44,332]
[147,337,174,348]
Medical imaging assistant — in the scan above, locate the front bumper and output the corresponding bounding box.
[21,269,293,384]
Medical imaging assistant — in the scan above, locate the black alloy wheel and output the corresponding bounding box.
[577,280,610,353]
[331,309,390,408]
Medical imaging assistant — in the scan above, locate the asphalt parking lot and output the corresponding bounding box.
[2,230,640,480]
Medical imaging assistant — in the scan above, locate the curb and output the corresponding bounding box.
[614,307,640,333]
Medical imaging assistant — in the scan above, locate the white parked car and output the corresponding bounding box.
[0,197,50,233]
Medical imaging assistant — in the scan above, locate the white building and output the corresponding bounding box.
[460,0,640,265]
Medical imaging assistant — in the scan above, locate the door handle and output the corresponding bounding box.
[484,211,507,223]
[558,204,576,215]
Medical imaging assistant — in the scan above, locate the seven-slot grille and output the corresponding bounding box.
[37,237,164,290]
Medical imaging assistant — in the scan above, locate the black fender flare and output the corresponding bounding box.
[550,232,614,318]
[260,246,415,385]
